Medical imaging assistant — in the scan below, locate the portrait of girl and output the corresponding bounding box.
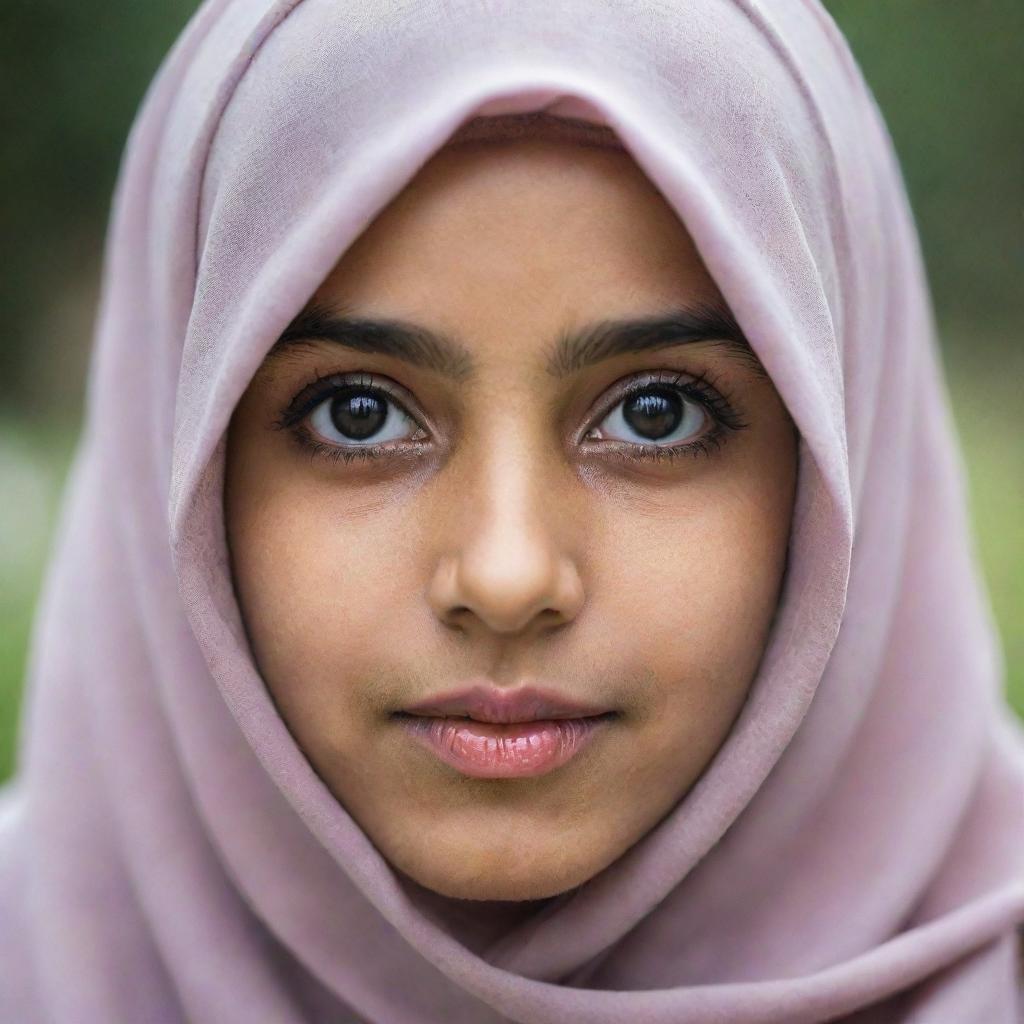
[1,1,1022,1021]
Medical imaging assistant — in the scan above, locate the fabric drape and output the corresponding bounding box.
[1,1,1022,1020]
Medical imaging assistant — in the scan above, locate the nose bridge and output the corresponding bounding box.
[470,427,555,561]
[430,422,584,635]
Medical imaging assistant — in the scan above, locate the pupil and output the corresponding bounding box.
[330,389,387,440]
[623,389,682,439]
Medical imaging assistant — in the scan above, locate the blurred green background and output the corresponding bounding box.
[1,2,1022,781]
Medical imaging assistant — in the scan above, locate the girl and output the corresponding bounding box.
[1,1,1022,1021]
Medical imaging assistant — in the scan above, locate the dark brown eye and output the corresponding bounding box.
[597,385,707,446]
[622,389,683,439]
[308,386,416,445]
[330,389,388,440]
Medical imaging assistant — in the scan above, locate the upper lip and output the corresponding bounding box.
[401,683,612,724]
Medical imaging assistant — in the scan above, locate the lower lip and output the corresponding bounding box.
[396,714,612,779]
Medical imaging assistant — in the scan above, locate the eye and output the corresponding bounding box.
[592,384,708,447]
[308,384,418,446]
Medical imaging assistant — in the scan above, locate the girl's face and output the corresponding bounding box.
[225,139,797,901]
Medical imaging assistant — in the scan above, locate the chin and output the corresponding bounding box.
[394,844,596,902]
[435,875,571,902]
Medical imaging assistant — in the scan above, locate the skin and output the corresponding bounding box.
[225,138,797,904]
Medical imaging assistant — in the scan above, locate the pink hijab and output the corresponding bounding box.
[2,1,1022,1020]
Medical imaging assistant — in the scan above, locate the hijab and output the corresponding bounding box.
[1,0,1022,1020]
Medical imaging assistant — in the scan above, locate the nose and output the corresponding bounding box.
[427,442,585,637]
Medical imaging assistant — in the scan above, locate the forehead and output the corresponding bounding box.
[311,139,721,324]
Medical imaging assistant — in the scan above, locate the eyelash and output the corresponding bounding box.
[273,369,748,466]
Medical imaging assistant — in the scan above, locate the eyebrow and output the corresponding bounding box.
[270,298,764,381]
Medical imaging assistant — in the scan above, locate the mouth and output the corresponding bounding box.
[393,683,618,779]
[394,714,617,779]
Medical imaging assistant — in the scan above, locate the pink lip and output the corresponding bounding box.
[402,684,610,723]
[396,684,615,779]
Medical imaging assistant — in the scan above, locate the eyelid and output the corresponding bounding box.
[578,367,741,442]
[275,371,429,436]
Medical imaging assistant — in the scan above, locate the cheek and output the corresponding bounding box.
[594,472,791,750]
[609,488,786,637]
[225,466,424,745]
